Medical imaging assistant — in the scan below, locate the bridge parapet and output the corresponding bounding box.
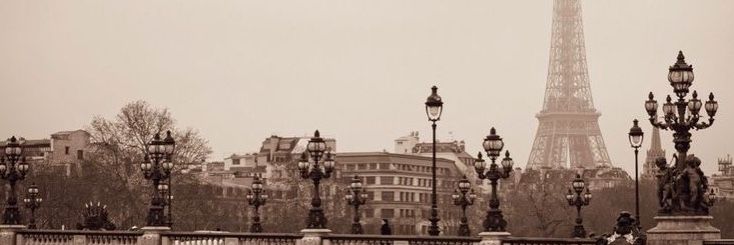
[162,231,303,245]
[17,229,142,245]
[5,228,733,245]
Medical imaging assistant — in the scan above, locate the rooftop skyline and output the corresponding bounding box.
[1,0,732,175]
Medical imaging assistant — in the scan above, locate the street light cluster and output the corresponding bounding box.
[452,176,477,236]
[141,130,176,227]
[23,183,42,229]
[565,174,591,238]
[246,174,268,233]
[298,130,336,229]
[473,128,514,232]
[644,51,720,215]
[1,136,30,225]
[345,175,368,234]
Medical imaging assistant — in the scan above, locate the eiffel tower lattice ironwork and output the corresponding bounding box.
[527,0,612,170]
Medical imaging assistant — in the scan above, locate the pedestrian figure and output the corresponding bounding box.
[380,219,392,235]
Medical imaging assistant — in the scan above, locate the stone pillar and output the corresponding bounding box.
[478,231,511,245]
[647,216,720,245]
[224,237,241,245]
[140,226,171,245]
[300,229,332,245]
[72,234,87,245]
[0,225,26,245]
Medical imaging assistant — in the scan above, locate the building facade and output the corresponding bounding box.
[338,152,462,235]
[711,155,734,201]
[0,130,91,176]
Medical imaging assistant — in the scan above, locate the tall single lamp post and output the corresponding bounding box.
[23,183,42,229]
[565,174,591,238]
[246,174,268,233]
[644,51,719,215]
[424,85,444,236]
[297,130,335,229]
[141,131,176,227]
[345,175,368,234]
[451,176,476,236]
[473,128,513,232]
[628,119,644,226]
[0,136,29,225]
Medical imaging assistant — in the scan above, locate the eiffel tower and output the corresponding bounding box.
[526,0,612,170]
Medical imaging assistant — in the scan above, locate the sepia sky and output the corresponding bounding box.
[0,0,732,175]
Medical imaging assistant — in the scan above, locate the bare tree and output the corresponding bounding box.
[83,100,212,228]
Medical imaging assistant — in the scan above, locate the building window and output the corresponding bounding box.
[366,176,376,185]
[381,191,394,201]
[379,163,390,169]
[346,164,355,170]
[357,164,366,170]
[366,191,375,200]
[364,208,374,218]
[380,176,394,185]
[76,150,84,160]
[381,209,394,218]
[232,159,241,165]
[369,163,377,169]
[65,146,70,155]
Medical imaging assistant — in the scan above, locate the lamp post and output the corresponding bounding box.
[644,51,719,215]
[0,136,29,225]
[297,130,335,229]
[23,183,42,229]
[345,175,368,234]
[157,182,171,228]
[246,174,268,233]
[473,128,513,232]
[424,85,443,236]
[565,174,591,238]
[628,119,644,227]
[451,176,476,236]
[141,131,176,227]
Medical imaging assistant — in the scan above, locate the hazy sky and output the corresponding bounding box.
[1,1,732,175]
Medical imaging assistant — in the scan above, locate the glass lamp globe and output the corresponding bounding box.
[425,86,444,121]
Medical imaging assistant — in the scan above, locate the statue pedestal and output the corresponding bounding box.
[299,229,331,245]
[0,225,26,245]
[478,231,511,245]
[647,216,720,245]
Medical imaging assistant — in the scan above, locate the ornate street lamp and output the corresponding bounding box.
[645,51,719,215]
[246,174,268,233]
[565,174,591,238]
[451,176,476,236]
[23,183,42,229]
[345,175,368,234]
[297,130,335,229]
[473,128,513,232]
[141,131,176,227]
[628,119,644,227]
[1,136,29,225]
[424,85,443,236]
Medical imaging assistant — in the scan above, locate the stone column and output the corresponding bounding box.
[300,229,332,245]
[647,216,720,245]
[140,226,171,245]
[478,231,511,245]
[0,225,26,245]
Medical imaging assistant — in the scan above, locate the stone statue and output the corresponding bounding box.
[679,155,709,214]
[655,156,675,213]
[76,202,117,231]
[595,212,646,245]
[656,153,714,215]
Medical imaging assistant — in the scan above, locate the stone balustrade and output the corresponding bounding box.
[0,225,731,245]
